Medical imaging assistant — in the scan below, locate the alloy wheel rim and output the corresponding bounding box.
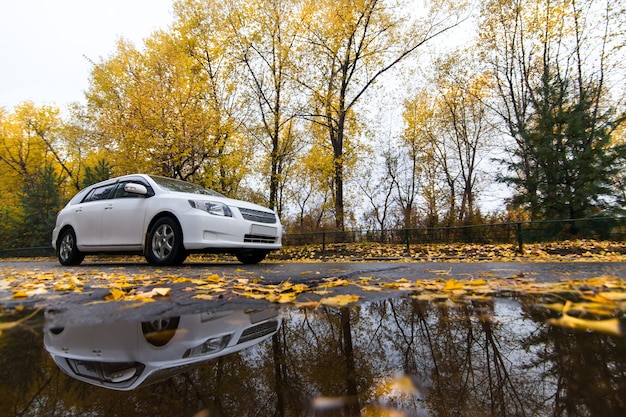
[152,224,174,259]
[60,234,73,261]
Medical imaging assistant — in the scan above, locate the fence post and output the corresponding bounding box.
[404,228,410,256]
[516,222,524,253]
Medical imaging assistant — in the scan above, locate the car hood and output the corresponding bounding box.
[171,191,275,213]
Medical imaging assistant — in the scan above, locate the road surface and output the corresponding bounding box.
[2,259,625,325]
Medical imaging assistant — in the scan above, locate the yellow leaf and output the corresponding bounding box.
[359,285,383,292]
[108,288,125,301]
[548,315,622,336]
[268,292,297,303]
[538,302,566,313]
[127,296,155,303]
[193,294,215,300]
[294,300,321,309]
[444,279,463,291]
[54,282,73,291]
[598,292,626,302]
[319,294,360,307]
[12,290,28,298]
[289,283,310,293]
[206,274,221,282]
[240,291,269,300]
[322,279,351,287]
[26,287,49,296]
[151,287,171,297]
[425,268,452,275]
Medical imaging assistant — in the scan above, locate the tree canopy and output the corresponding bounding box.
[0,0,625,248]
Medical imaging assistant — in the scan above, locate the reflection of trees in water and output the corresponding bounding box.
[2,302,625,416]
[380,298,539,416]
[521,299,626,417]
[278,306,378,416]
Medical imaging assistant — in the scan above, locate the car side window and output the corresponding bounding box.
[82,184,116,203]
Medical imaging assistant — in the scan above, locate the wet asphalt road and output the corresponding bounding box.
[3,258,626,282]
[2,260,626,325]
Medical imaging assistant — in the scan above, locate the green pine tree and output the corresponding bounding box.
[17,164,63,247]
[82,159,112,188]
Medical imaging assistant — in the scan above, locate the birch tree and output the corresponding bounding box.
[299,0,466,229]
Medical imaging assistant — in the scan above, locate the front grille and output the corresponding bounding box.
[238,208,277,224]
[244,234,276,244]
[238,320,279,344]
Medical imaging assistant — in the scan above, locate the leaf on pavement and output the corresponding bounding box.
[107,288,126,301]
[319,294,360,307]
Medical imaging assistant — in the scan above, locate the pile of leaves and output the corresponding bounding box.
[270,239,626,262]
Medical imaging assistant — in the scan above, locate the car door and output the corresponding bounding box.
[100,181,150,248]
[73,183,117,247]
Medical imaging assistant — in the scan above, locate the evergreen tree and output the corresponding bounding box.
[81,159,112,188]
[17,164,63,247]
[502,68,626,220]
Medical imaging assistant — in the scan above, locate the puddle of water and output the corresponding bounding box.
[1,295,625,417]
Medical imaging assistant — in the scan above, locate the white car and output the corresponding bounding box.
[52,174,282,266]
[44,308,281,390]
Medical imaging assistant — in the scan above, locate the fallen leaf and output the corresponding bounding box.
[548,315,622,336]
[151,287,171,297]
[319,294,360,307]
[107,288,126,301]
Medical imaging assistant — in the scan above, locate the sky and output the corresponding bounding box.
[0,0,174,109]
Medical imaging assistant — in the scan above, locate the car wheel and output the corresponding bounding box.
[145,216,185,266]
[57,228,85,266]
[236,250,268,264]
[173,249,188,266]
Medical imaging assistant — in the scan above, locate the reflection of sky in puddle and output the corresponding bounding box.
[1,294,624,416]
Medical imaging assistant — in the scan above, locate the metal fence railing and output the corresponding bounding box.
[282,217,626,255]
[1,217,625,259]
[0,246,55,258]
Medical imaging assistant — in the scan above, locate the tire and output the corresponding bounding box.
[172,248,188,266]
[236,250,268,264]
[145,216,185,266]
[57,228,85,266]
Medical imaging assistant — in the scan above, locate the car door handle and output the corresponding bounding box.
[104,206,113,210]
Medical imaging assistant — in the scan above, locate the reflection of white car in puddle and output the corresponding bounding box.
[44,309,280,390]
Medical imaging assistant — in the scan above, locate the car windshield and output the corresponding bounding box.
[149,175,224,197]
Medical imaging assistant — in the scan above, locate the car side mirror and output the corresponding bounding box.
[124,183,148,195]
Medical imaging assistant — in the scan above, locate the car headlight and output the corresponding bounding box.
[188,200,232,217]
[182,334,232,358]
